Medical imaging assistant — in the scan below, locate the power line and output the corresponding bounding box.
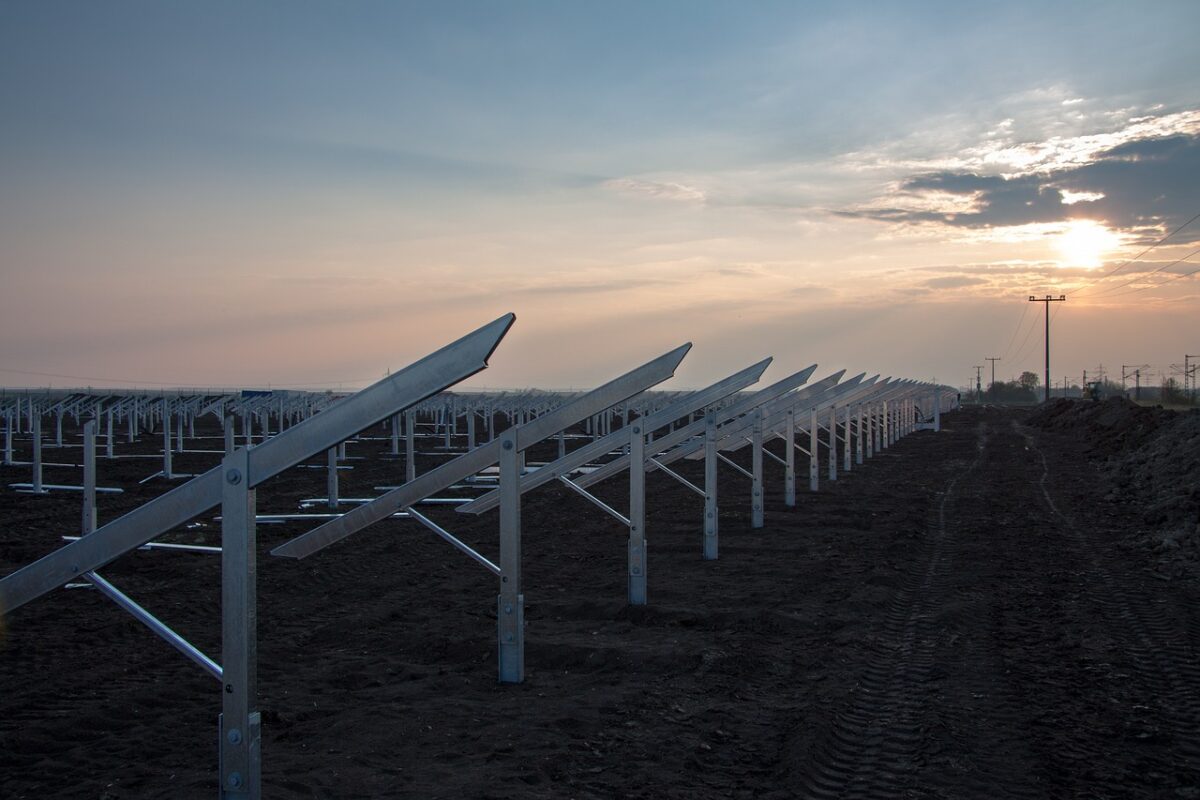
[1072,210,1200,295]
[998,302,1031,361]
[1091,251,1200,298]
[1082,246,1200,298]
[1009,307,1045,367]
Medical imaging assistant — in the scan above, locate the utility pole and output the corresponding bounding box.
[1122,365,1149,399]
[1187,354,1199,401]
[1029,295,1066,403]
[985,357,1001,398]
[974,365,983,403]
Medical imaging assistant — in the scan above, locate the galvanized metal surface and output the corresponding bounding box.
[0,313,516,613]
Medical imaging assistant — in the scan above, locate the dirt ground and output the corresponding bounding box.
[2,403,1199,799]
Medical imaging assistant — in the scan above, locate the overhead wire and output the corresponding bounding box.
[1079,247,1200,298]
[1008,305,1045,368]
[1072,210,1200,295]
[998,301,1032,362]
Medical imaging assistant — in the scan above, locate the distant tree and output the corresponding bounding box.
[1017,371,1040,393]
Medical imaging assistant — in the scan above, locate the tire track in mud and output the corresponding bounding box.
[1018,421,1200,782]
[785,419,1044,799]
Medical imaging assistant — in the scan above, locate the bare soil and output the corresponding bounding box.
[2,404,1199,799]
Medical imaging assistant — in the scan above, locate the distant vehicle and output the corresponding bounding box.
[1085,381,1103,401]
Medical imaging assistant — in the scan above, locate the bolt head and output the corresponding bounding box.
[502,440,513,450]
[227,728,242,745]
[226,468,242,485]
[228,772,243,789]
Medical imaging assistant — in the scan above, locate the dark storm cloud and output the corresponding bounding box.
[842,133,1200,243]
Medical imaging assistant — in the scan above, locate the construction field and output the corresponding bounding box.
[2,400,1199,799]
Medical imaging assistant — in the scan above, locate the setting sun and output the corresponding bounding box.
[1054,219,1121,268]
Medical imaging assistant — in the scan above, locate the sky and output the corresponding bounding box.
[2,1,1198,392]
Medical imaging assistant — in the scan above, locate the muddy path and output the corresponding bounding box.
[784,407,1200,799]
[2,405,1198,798]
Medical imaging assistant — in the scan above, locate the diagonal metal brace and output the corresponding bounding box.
[716,453,754,480]
[557,476,632,527]
[647,457,705,497]
[1,314,517,614]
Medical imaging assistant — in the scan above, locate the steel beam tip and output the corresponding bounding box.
[476,313,517,366]
[268,542,297,559]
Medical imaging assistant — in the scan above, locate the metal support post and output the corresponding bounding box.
[751,408,764,528]
[390,414,400,456]
[82,421,97,533]
[628,423,647,604]
[497,430,524,683]
[843,405,852,473]
[934,394,941,432]
[809,408,819,492]
[106,408,115,458]
[163,401,173,479]
[405,410,416,483]
[225,417,235,454]
[467,413,476,450]
[220,447,261,799]
[828,405,837,482]
[55,411,63,447]
[703,411,718,560]
[856,405,865,465]
[881,401,890,449]
[3,411,12,465]
[784,409,796,507]
[868,404,876,456]
[557,429,566,459]
[177,411,184,452]
[32,417,44,494]
[326,447,339,510]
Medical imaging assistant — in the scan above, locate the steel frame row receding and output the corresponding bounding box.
[0,309,958,800]
[1,313,517,799]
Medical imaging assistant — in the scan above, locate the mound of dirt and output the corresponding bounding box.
[1026,397,1176,456]
[1028,398,1200,571]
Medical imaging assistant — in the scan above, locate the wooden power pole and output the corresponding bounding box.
[1029,295,1066,403]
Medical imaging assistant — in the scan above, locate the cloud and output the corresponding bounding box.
[923,275,988,289]
[512,276,678,295]
[602,177,706,202]
[788,283,835,298]
[840,114,1200,243]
